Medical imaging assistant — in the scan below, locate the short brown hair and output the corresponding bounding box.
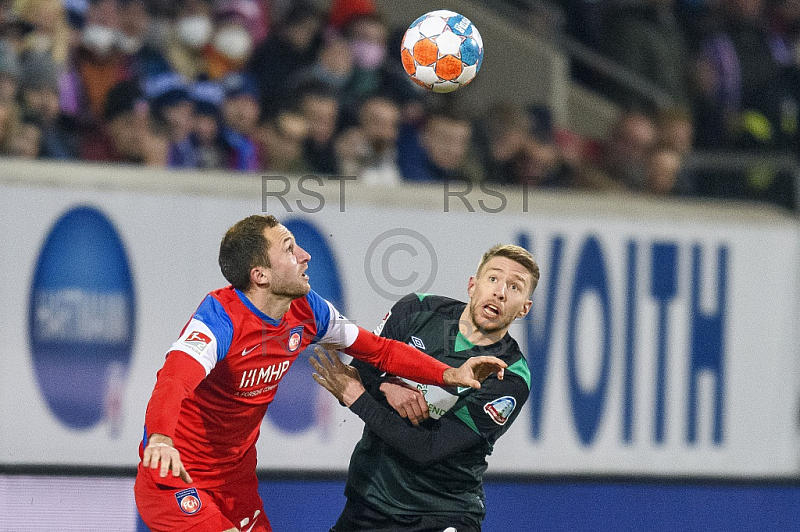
[219,215,280,290]
[476,244,540,296]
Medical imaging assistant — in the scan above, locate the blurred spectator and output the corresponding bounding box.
[575,111,656,191]
[602,0,691,110]
[145,72,196,168]
[247,1,323,117]
[217,0,268,46]
[398,103,483,183]
[15,0,71,65]
[73,0,130,122]
[19,51,78,158]
[189,79,226,169]
[335,94,401,185]
[336,12,417,125]
[0,94,20,154]
[219,71,260,170]
[296,82,340,174]
[676,0,716,50]
[655,106,695,155]
[653,106,696,194]
[694,0,795,150]
[338,13,388,104]
[0,39,20,104]
[8,111,42,157]
[205,0,260,79]
[604,110,658,190]
[768,0,800,56]
[327,0,376,31]
[166,0,215,80]
[481,101,571,188]
[288,34,353,99]
[118,0,171,79]
[645,146,686,195]
[256,109,310,172]
[80,79,167,165]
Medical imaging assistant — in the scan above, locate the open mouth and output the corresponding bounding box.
[483,303,500,317]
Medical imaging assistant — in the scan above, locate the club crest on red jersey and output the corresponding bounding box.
[175,487,202,515]
[483,396,516,425]
[287,325,303,352]
[182,331,211,354]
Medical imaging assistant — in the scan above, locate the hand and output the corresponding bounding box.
[141,433,192,484]
[380,377,429,426]
[310,346,366,407]
[442,356,506,389]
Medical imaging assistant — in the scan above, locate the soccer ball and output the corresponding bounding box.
[400,10,484,93]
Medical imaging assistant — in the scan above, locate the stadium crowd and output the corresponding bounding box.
[0,0,797,210]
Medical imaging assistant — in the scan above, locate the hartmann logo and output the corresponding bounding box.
[29,206,136,433]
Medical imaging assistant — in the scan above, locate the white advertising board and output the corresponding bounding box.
[2,165,798,477]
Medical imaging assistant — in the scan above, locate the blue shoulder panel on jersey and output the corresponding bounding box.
[193,295,234,362]
[306,289,331,342]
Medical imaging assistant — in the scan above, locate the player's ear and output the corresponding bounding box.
[250,266,270,287]
[517,299,532,318]
[467,276,476,297]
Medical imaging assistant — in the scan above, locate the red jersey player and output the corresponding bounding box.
[134,215,506,532]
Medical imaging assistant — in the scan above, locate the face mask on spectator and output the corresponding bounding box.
[118,34,143,54]
[82,24,118,56]
[177,15,213,49]
[213,26,252,62]
[350,40,385,69]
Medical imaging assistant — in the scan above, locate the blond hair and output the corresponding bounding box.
[476,244,540,296]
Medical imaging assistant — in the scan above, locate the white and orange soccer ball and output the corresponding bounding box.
[400,10,484,93]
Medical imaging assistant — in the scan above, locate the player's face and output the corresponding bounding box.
[466,256,532,335]
[263,224,311,298]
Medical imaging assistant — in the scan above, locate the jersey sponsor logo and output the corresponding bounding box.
[241,345,259,356]
[182,331,211,353]
[399,378,459,419]
[373,311,391,335]
[235,383,279,397]
[175,487,202,515]
[483,396,516,425]
[288,325,303,352]
[239,360,291,388]
[410,336,426,350]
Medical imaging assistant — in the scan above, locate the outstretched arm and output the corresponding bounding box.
[343,327,505,389]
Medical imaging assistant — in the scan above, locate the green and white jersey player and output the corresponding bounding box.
[311,244,540,532]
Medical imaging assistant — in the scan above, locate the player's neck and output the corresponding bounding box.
[242,287,292,320]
